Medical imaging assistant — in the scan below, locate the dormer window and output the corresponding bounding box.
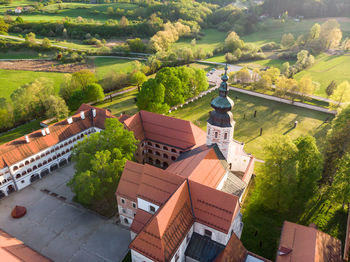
[204,229,212,239]
[149,205,156,213]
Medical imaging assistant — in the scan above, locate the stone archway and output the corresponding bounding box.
[59,159,67,167]
[50,163,58,172]
[7,185,15,194]
[30,174,40,183]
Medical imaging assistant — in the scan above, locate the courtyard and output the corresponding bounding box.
[0,162,130,262]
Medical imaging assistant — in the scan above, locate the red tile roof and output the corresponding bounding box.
[123,111,206,150]
[189,180,239,233]
[0,229,51,262]
[130,209,153,235]
[167,145,227,188]
[137,164,185,206]
[115,161,144,201]
[130,181,194,262]
[277,221,342,262]
[0,104,114,169]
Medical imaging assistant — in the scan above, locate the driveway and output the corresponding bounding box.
[0,162,130,262]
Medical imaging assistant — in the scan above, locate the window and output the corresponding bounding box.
[155,159,161,165]
[215,132,218,138]
[124,218,129,224]
[25,160,29,165]
[163,146,168,150]
[30,158,35,163]
[122,208,126,214]
[204,229,212,238]
[121,198,125,204]
[13,166,18,171]
[208,128,210,135]
[148,142,152,146]
[36,156,40,160]
[51,149,55,153]
[16,174,21,179]
[46,151,50,156]
[163,162,169,168]
[155,151,160,156]
[148,149,153,154]
[21,180,24,184]
[171,149,177,153]
[224,133,228,139]
[163,154,168,159]
[40,153,45,158]
[149,206,156,213]
[155,144,160,148]
[132,202,136,208]
[171,156,176,161]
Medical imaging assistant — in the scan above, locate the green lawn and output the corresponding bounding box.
[0,50,53,59]
[169,90,331,159]
[92,57,140,80]
[295,54,350,97]
[238,58,294,70]
[0,118,42,145]
[0,69,65,101]
[173,29,226,53]
[242,17,350,46]
[1,2,138,23]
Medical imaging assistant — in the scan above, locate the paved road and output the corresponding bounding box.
[0,162,130,262]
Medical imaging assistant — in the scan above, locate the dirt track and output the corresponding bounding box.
[0,60,92,73]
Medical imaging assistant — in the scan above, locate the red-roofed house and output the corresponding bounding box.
[0,104,115,199]
[276,221,342,262]
[116,67,262,261]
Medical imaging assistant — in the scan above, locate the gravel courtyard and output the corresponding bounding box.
[0,162,130,262]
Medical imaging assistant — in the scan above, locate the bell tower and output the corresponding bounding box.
[206,65,236,161]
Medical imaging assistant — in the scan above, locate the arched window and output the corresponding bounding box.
[148,157,153,164]
[25,160,29,165]
[208,128,210,135]
[46,151,50,156]
[171,156,176,161]
[41,153,45,158]
[33,165,37,170]
[148,149,153,154]
[51,149,55,153]
[38,163,42,168]
[27,168,32,173]
[156,159,161,165]
[57,153,61,157]
[30,158,35,163]
[16,174,21,179]
[215,132,218,138]
[64,142,68,146]
[52,156,57,160]
[148,142,152,146]
[22,171,27,176]
[80,134,84,138]
[224,133,228,139]
[155,144,160,148]
[13,166,18,171]
[19,163,24,168]
[155,151,160,156]
[171,149,177,153]
[60,144,63,149]
[163,154,168,159]
[163,146,168,151]
[43,160,47,165]
[124,218,129,224]
[163,162,169,168]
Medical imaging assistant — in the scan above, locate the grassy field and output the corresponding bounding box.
[242,17,350,46]
[1,2,138,23]
[295,54,350,97]
[0,118,42,145]
[92,57,140,80]
[0,69,65,101]
[173,29,227,53]
[238,58,294,70]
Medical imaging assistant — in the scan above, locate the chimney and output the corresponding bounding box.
[92,109,96,118]
[45,127,50,134]
[41,129,46,136]
[67,117,73,124]
[25,135,30,143]
[80,111,85,120]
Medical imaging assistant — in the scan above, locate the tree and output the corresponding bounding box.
[85,83,105,102]
[136,79,169,114]
[44,95,69,119]
[326,80,337,97]
[281,62,290,77]
[25,32,36,47]
[41,38,51,49]
[119,16,129,27]
[127,38,146,52]
[71,69,97,91]
[309,23,321,40]
[235,67,251,83]
[68,118,137,206]
[132,71,147,92]
[0,19,9,34]
[106,6,114,15]
[281,33,294,48]
[224,31,244,52]
[329,81,350,110]
[298,76,315,102]
[322,105,350,184]
[257,136,298,212]
[331,153,350,209]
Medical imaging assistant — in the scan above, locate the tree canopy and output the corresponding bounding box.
[68,118,137,208]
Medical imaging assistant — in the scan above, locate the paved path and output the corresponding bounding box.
[0,162,130,262]
[229,86,337,115]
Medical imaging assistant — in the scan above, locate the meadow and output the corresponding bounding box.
[295,54,350,97]
[0,2,138,23]
[92,57,140,80]
[0,69,65,101]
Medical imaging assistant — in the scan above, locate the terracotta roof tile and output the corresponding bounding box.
[130,181,194,261]
[277,221,342,262]
[0,104,114,169]
[124,111,206,150]
[167,145,227,188]
[214,233,247,262]
[116,161,144,201]
[137,164,185,206]
[0,229,51,262]
[130,209,153,234]
[189,180,239,233]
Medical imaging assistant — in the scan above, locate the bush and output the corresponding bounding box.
[261,42,281,51]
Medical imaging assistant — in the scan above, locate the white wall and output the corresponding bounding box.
[169,226,193,262]
[216,171,229,191]
[137,198,159,214]
[131,249,154,262]
[193,222,229,246]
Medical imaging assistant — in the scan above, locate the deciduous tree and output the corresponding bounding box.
[329,81,350,110]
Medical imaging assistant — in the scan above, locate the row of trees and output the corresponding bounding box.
[136,66,208,114]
